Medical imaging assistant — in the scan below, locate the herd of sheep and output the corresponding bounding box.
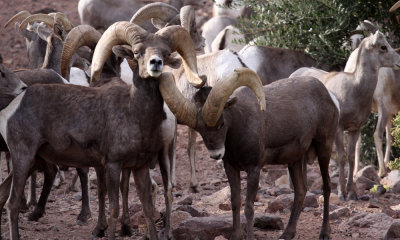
[0,0,400,239]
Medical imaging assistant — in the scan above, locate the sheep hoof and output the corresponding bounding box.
[189,185,199,193]
[279,231,295,240]
[91,228,105,238]
[319,234,330,240]
[119,224,133,237]
[28,210,43,221]
[77,211,91,225]
[347,191,357,201]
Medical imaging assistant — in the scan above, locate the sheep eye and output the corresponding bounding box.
[381,46,387,51]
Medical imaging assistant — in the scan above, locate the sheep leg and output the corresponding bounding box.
[280,159,307,240]
[6,154,34,240]
[170,128,177,187]
[66,171,79,193]
[346,130,360,200]
[119,168,133,237]
[0,171,13,239]
[354,135,362,178]
[91,167,107,238]
[28,162,58,221]
[133,165,158,240]
[76,167,91,225]
[188,128,199,193]
[4,153,28,212]
[224,161,241,240]
[27,171,37,207]
[159,149,173,239]
[105,163,121,240]
[245,167,260,240]
[53,168,65,188]
[384,120,393,165]
[316,144,332,240]
[335,128,347,201]
[374,105,390,177]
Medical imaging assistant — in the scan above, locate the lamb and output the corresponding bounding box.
[289,31,400,201]
[161,67,339,240]
[0,21,205,240]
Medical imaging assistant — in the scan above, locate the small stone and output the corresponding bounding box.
[177,195,193,206]
[329,207,350,220]
[253,214,284,230]
[219,203,231,211]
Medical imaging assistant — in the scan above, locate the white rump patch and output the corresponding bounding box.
[215,50,244,81]
[69,67,89,86]
[120,59,133,85]
[0,91,26,145]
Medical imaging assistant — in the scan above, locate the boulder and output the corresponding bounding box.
[175,205,209,217]
[356,165,380,183]
[392,180,400,194]
[275,174,289,187]
[177,195,193,206]
[339,213,394,239]
[173,215,246,240]
[329,207,350,220]
[265,168,288,183]
[254,214,284,230]
[201,186,231,205]
[387,170,400,188]
[384,220,400,240]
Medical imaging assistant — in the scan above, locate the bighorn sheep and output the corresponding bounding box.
[210,25,246,52]
[0,21,204,240]
[172,46,317,191]
[290,31,400,201]
[60,22,177,238]
[165,67,339,240]
[78,0,206,31]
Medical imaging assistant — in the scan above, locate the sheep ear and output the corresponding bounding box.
[35,23,52,41]
[19,28,37,42]
[224,97,237,109]
[112,45,135,61]
[151,18,167,30]
[53,22,65,39]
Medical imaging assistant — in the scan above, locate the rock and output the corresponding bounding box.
[214,236,228,240]
[359,194,370,201]
[171,211,192,229]
[219,203,231,211]
[355,176,378,194]
[387,170,400,188]
[310,178,323,192]
[275,174,289,187]
[356,165,380,183]
[201,186,231,205]
[329,207,350,220]
[383,206,399,219]
[392,180,400,194]
[384,220,400,240]
[339,213,394,239]
[131,209,161,228]
[265,169,288,183]
[172,215,246,240]
[175,205,209,217]
[177,196,193,206]
[253,214,284,230]
[266,186,293,196]
[318,193,340,206]
[266,200,285,213]
[303,193,318,208]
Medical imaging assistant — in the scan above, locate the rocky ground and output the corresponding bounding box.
[1,0,400,240]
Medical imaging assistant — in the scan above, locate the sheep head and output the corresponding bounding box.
[91,21,205,88]
[0,54,27,97]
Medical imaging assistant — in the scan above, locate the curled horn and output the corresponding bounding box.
[61,25,101,78]
[129,2,178,26]
[90,21,148,82]
[157,26,206,88]
[202,68,266,127]
[4,10,31,28]
[159,72,198,128]
[180,5,195,32]
[18,14,55,31]
[53,12,73,31]
[390,1,400,12]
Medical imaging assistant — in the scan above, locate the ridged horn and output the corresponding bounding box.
[90,21,148,82]
[180,5,195,32]
[129,2,178,26]
[202,68,266,127]
[53,12,73,31]
[157,25,206,88]
[390,1,400,12]
[61,25,101,78]
[159,72,198,128]
[19,14,54,31]
[4,11,31,28]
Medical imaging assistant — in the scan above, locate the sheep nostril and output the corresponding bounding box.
[21,86,27,91]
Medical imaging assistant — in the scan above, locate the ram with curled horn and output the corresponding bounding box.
[163,67,340,240]
[0,21,205,240]
[60,23,180,238]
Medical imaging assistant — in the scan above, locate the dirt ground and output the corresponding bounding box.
[0,0,398,240]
